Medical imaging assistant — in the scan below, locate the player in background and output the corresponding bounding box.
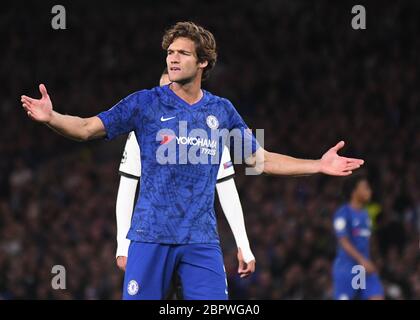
[21,22,364,300]
[332,173,384,300]
[116,70,256,279]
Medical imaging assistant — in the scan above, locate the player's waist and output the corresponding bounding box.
[126,229,220,245]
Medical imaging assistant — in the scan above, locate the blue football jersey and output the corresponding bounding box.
[97,84,259,244]
[333,204,372,265]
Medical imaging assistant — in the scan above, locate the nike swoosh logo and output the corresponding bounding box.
[160,116,176,122]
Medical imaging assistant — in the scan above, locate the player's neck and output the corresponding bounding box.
[349,198,364,211]
[170,79,203,106]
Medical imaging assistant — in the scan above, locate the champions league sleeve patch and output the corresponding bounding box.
[334,217,346,232]
[223,161,233,169]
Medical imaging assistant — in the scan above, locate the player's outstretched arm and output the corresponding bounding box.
[216,179,255,278]
[21,84,106,141]
[249,141,364,177]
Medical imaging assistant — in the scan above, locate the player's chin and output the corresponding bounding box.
[170,74,194,85]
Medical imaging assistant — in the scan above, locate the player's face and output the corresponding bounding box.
[159,73,170,86]
[166,37,208,83]
[355,179,372,203]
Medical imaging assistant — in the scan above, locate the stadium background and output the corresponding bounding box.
[0,0,419,299]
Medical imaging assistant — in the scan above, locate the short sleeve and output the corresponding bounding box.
[97,90,149,140]
[333,207,350,239]
[223,99,261,161]
[119,132,141,178]
[216,145,235,181]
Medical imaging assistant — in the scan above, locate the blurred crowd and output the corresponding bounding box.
[1,1,419,299]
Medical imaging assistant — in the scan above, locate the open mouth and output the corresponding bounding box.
[170,67,181,71]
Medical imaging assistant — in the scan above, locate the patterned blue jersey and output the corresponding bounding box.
[97,84,259,244]
[333,204,372,266]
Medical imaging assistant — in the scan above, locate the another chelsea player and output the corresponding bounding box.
[333,173,384,300]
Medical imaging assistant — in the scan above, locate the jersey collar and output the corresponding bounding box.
[162,84,210,110]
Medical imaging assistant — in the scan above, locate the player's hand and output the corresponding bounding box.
[360,258,377,274]
[116,256,127,271]
[21,84,53,123]
[319,141,364,176]
[237,248,255,278]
